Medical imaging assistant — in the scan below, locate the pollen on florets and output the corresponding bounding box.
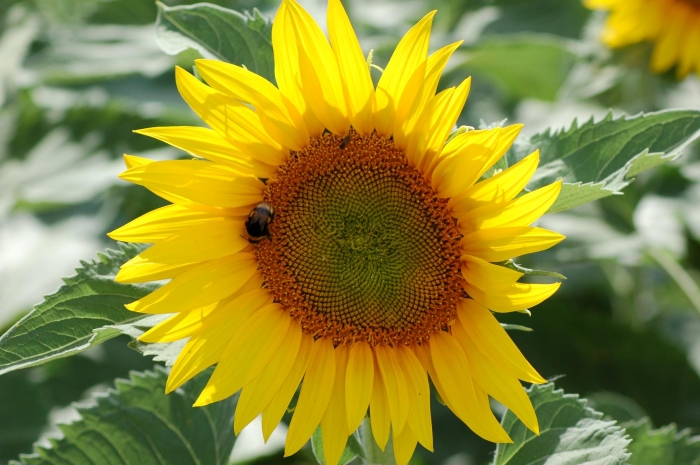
[255,130,465,347]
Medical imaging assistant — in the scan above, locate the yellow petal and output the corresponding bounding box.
[138,218,248,264]
[396,346,432,451]
[285,338,336,456]
[465,281,561,313]
[392,422,418,465]
[284,0,349,135]
[450,150,540,214]
[194,304,291,406]
[321,345,350,465]
[125,253,258,314]
[140,273,265,344]
[165,288,273,393]
[175,67,287,165]
[139,302,218,343]
[461,255,523,292]
[412,78,471,171]
[452,321,539,434]
[375,345,410,435]
[429,128,501,197]
[677,18,700,79]
[345,341,374,433]
[194,59,310,151]
[391,60,428,149]
[457,299,545,384]
[121,156,229,213]
[108,204,223,243]
[133,126,272,177]
[327,0,375,135]
[395,41,463,149]
[429,332,511,443]
[234,321,303,434]
[262,334,314,442]
[369,360,391,450]
[650,6,686,73]
[458,180,562,234]
[119,159,264,210]
[461,226,565,262]
[375,11,435,136]
[115,254,196,284]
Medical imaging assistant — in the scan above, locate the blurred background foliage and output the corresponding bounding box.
[1,0,700,464]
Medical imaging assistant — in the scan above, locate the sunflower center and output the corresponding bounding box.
[255,130,464,346]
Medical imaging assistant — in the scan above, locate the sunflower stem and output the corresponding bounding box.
[647,247,700,315]
[359,418,396,465]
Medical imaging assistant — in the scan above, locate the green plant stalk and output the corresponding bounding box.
[648,247,700,315]
[359,418,395,465]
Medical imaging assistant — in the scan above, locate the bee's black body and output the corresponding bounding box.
[339,133,352,149]
[245,203,275,242]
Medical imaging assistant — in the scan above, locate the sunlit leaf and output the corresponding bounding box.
[15,367,237,465]
[507,110,700,213]
[494,383,631,465]
[311,427,366,465]
[0,243,150,376]
[155,1,274,82]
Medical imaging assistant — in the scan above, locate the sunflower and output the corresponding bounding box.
[109,0,564,463]
[586,0,700,78]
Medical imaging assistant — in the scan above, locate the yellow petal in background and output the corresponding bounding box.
[465,281,561,313]
[284,0,349,135]
[461,255,523,291]
[327,0,375,135]
[285,338,336,456]
[345,341,374,433]
[456,299,546,384]
[375,11,435,136]
[461,226,565,262]
[392,422,418,465]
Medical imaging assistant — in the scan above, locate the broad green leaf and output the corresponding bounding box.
[493,383,631,465]
[0,243,151,376]
[115,313,186,366]
[461,36,578,101]
[311,427,366,465]
[623,418,700,465]
[586,391,648,424]
[15,366,237,465]
[155,1,274,83]
[509,110,700,213]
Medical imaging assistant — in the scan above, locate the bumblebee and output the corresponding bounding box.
[245,203,275,242]
[339,133,352,149]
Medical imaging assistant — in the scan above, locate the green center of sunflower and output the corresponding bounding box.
[255,130,464,346]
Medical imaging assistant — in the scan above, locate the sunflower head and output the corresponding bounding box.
[110,1,565,464]
[586,0,700,78]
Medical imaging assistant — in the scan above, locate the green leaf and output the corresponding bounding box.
[623,418,700,465]
[155,1,274,83]
[15,366,237,465]
[501,260,567,280]
[0,243,151,376]
[493,383,631,465]
[311,427,366,465]
[511,110,700,213]
[462,36,578,101]
[500,323,533,332]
